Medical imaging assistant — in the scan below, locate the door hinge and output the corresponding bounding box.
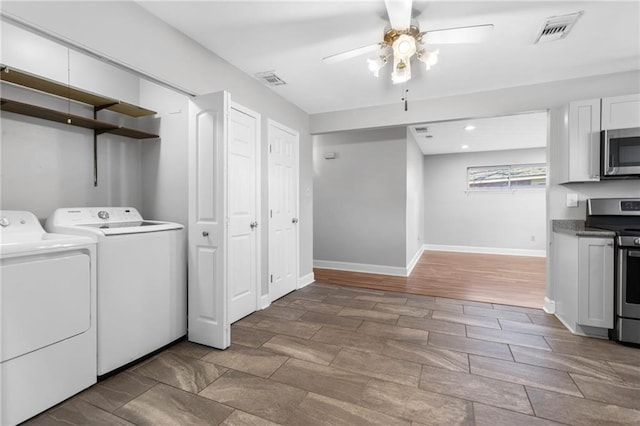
[270,274,273,283]
[269,144,272,153]
[270,209,273,218]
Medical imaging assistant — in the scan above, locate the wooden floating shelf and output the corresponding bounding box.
[1,65,157,117]
[1,98,158,139]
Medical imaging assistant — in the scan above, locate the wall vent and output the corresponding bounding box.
[255,71,287,86]
[414,126,429,133]
[534,11,583,44]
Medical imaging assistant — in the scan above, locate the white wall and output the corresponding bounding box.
[423,148,547,254]
[310,71,640,134]
[0,23,146,219]
[406,130,424,266]
[1,1,313,292]
[313,127,407,270]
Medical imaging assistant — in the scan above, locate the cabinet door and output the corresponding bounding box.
[601,94,640,130]
[578,237,614,328]
[568,99,601,182]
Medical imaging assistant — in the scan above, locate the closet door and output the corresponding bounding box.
[227,103,260,323]
[187,91,229,349]
[268,119,299,301]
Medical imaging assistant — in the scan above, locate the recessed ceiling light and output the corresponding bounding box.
[464,125,475,131]
[461,145,469,149]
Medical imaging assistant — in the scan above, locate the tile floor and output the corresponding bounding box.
[26,283,640,425]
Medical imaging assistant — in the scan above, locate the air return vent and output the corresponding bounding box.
[255,71,287,86]
[534,11,583,44]
[414,126,429,133]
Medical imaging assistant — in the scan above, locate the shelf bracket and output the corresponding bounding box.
[95,102,119,113]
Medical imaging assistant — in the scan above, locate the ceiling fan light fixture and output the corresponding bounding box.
[417,49,439,71]
[391,57,411,84]
[392,34,417,59]
[367,55,388,77]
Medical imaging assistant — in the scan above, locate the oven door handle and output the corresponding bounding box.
[629,251,640,258]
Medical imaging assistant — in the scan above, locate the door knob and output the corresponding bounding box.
[202,231,209,237]
[292,218,299,224]
[250,221,258,229]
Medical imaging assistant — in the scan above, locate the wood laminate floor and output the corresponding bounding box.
[26,283,640,426]
[314,251,546,309]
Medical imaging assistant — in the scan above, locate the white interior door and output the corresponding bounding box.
[187,91,229,349]
[228,104,260,323]
[268,119,299,301]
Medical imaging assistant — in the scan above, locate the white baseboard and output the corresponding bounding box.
[422,244,546,258]
[313,260,408,277]
[406,249,423,276]
[298,272,315,289]
[543,297,555,314]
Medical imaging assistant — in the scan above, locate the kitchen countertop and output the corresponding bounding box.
[552,220,616,238]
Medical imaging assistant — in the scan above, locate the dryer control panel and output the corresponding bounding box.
[0,211,44,234]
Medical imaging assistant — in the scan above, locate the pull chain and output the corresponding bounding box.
[401,85,409,112]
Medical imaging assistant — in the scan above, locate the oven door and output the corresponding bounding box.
[618,247,640,318]
[602,128,640,177]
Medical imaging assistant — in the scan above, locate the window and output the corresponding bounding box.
[467,163,546,190]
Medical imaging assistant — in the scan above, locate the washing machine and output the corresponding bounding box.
[46,207,186,376]
[0,210,97,426]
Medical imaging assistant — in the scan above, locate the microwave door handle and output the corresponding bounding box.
[602,130,613,175]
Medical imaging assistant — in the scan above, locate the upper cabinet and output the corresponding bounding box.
[558,93,640,183]
[558,99,601,183]
[601,94,640,130]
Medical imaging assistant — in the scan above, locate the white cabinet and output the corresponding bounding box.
[577,237,614,328]
[558,99,601,183]
[553,232,614,334]
[602,94,640,130]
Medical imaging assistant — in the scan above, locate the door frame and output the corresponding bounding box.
[229,101,262,314]
[267,118,300,300]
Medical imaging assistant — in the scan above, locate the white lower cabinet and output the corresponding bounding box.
[554,232,614,334]
[577,237,614,328]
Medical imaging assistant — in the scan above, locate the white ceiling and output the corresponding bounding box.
[138,1,640,115]
[409,112,547,155]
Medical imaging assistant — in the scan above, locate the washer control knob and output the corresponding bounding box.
[97,211,110,220]
[0,217,10,227]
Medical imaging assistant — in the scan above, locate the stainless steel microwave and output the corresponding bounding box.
[601,127,640,178]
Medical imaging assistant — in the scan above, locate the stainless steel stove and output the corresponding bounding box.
[587,198,640,345]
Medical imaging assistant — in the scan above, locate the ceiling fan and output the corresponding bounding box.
[323,0,493,84]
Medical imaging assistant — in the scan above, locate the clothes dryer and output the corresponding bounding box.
[1,210,96,426]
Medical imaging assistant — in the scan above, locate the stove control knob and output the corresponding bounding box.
[97,211,110,220]
[635,238,640,245]
[0,217,10,227]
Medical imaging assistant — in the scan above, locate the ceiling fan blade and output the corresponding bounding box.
[421,24,494,44]
[385,0,413,30]
[323,43,384,64]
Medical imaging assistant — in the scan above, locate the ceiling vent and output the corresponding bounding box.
[255,71,287,87]
[535,11,583,44]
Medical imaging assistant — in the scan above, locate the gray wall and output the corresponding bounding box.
[406,131,425,264]
[313,127,407,268]
[1,2,313,293]
[310,70,639,309]
[423,148,547,252]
